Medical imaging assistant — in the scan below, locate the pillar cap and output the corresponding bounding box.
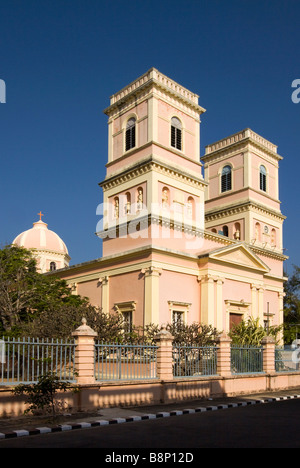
[215,332,232,343]
[261,335,275,345]
[72,318,98,337]
[154,326,174,341]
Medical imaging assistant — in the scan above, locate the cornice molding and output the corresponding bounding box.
[205,200,285,222]
[103,68,205,117]
[96,214,235,248]
[203,128,282,162]
[100,155,207,191]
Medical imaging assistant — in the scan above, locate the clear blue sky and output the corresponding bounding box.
[0,0,299,275]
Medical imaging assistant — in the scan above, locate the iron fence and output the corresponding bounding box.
[173,344,218,377]
[231,345,263,374]
[95,342,158,381]
[0,337,76,385]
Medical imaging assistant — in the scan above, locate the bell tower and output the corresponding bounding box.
[202,128,286,259]
[97,68,208,257]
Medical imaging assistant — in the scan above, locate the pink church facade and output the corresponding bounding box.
[52,68,286,335]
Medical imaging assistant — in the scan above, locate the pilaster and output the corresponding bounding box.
[142,266,162,325]
[99,276,109,315]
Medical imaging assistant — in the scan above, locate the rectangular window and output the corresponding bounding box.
[122,311,133,333]
[172,310,184,328]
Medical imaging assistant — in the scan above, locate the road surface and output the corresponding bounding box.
[1,398,299,450]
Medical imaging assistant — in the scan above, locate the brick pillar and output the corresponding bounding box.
[215,332,232,376]
[261,336,276,373]
[72,318,98,384]
[154,327,174,380]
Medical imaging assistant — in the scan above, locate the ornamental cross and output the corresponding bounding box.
[38,211,44,221]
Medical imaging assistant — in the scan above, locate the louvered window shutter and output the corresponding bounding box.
[125,118,136,151]
[221,166,232,192]
[171,117,182,150]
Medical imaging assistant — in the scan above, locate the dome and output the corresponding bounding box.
[13,214,70,273]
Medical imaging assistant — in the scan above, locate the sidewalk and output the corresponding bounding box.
[1,389,300,439]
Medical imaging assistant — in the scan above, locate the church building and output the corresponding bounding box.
[15,68,287,334]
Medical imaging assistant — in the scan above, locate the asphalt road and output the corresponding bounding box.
[1,398,300,450]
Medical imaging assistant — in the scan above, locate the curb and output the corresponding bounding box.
[1,394,300,440]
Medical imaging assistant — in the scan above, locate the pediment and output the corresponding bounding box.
[207,243,269,273]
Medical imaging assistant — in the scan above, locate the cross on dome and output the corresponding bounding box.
[38,211,44,221]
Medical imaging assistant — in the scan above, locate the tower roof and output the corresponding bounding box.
[13,216,69,256]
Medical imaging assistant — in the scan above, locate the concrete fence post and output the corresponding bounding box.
[215,332,232,376]
[261,336,276,373]
[154,327,174,380]
[72,318,98,384]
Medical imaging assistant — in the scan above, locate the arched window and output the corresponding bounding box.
[171,117,182,150]
[222,225,229,237]
[125,118,136,151]
[255,222,261,241]
[271,228,276,246]
[260,165,267,192]
[186,196,194,218]
[50,262,56,271]
[221,165,232,193]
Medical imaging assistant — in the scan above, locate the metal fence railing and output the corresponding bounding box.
[231,345,263,374]
[95,342,158,381]
[3,335,300,387]
[173,345,218,377]
[0,337,76,385]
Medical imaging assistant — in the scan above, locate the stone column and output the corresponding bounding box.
[258,287,265,325]
[261,336,276,373]
[72,318,98,385]
[216,277,224,331]
[199,275,215,327]
[215,333,232,376]
[154,327,174,380]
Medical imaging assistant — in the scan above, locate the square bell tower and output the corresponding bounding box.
[97,68,208,257]
[202,128,286,263]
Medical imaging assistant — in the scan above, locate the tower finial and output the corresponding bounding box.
[38,211,44,221]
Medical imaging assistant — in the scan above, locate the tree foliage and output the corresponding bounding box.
[23,304,127,341]
[229,317,282,346]
[0,245,91,336]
